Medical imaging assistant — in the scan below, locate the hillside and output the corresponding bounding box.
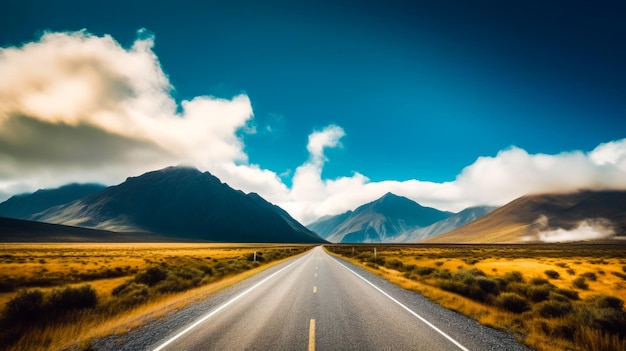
[421,190,626,243]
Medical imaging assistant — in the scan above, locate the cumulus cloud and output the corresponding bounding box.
[2,30,626,225]
[0,30,262,197]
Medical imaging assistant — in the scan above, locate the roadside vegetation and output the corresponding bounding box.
[326,244,626,351]
[0,243,312,351]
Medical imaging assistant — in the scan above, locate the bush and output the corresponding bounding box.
[475,276,499,295]
[554,288,580,300]
[386,259,404,270]
[503,271,524,283]
[536,300,573,318]
[574,300,626,336]
[588,295,624,310]
[438,269,495,302]
[581,272,597,281]
[527,285,551,302]
[497,293,531,313]
[4,289,45,323]
[544,270,560,279]
[414,266,436,276]
[573,277,588,290]
[135,266,168,286]
[530,277,551,286]
[111,282,149,307]
[48,285,98,312]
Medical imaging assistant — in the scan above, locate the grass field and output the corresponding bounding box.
[326,243,626,351]
[0,243,313,351]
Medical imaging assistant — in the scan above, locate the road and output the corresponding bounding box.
[140,246,529,351]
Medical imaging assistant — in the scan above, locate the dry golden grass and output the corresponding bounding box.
[0,243,313,351]
[326,243,626,351]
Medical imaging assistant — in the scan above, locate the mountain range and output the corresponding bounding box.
[2,167,624,244]
[0,167,325,243]
[308,193,464,243]
[421,190,626,243]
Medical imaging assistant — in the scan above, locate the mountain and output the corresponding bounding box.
[307,192,452,243]
[0,216,170,242]
[0,183,105,219]
[420,190,626,243]
[390,206,497,243]
[30,166,325,243]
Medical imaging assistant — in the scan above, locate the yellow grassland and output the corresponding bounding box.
[0,243,312,351]
[326,244,626,351]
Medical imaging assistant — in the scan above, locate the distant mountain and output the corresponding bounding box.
[421,190,626,243]
[307,192,452,243]
[0,216,171,242]
[0,183,105,219]
[30,166,325,243]
[390,206,497,243]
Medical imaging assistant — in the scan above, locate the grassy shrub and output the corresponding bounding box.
[611,271,626,280]
[527,285,551,302]
[135,266,168,286]
[503,271,524,283]
[544,270,560,279]
[581,272,597,281]
[554,288,579,300]
[438,268,496,302]
[48,285,98,312]
[573,277,588,290]
[497,293,531,313]
[386,259,404,270]
[413,266,436,276]
[111,282,150,308]
[4,289,45,323]
[536,300,573,318]
[573,296,626,337]
[530,277,551,286]
[588,295,624,310]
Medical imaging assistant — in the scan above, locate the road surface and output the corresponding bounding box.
[119,246,529,351]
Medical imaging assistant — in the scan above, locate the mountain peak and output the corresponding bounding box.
[309,193,452,243]
[23,167,325,243]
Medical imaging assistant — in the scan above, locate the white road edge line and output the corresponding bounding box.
[152,254,309,351]
[332,256,471,351]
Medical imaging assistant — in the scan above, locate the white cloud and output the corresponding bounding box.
[2,30,626,227]
[0,30,265,197]
[535,216,615,242]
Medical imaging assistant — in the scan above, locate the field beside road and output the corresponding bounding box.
[326,243,626,351]
[0,243,313,351]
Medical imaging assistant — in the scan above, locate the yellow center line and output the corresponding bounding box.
[314,272,318,277]
[308,319,316,351]
[313,286,317,294]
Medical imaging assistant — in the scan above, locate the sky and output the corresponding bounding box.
[1,0,625,224]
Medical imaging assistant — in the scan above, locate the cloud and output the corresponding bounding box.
[0,30,264,197]
[2,30,626,226]
[535,216,615,242]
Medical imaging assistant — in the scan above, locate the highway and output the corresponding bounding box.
[142,247,529,351]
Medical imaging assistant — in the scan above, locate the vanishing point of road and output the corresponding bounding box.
[97,246,530,351]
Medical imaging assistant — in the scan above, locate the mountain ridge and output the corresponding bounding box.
[420,189,626,243]
[2,166,325,243]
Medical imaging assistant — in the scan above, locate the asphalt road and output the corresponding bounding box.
[141,247,530,351]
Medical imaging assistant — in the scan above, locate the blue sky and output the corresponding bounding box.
[1,0,625,222]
